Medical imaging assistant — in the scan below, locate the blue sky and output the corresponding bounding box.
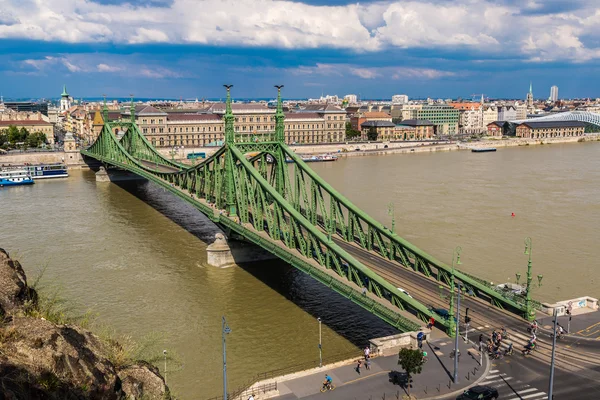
[1,0,600,100]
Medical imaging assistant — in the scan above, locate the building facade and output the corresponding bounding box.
[482,106,499,129]
[497,105,517,121]
[395,119,435,140]
[515,121,585,138]
[0,120,55,144]
[550,86,559,102]
[416,105,459,135]
[486,121,507,137]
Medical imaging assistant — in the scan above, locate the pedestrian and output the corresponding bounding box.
[365,355,371,370]
[248,395,255,400]
[356,359,362,374]
[427,317,435,329]
[364,346,370,359]
[362,287,367,296]
[417,331,424,349]
[478,333,484,350]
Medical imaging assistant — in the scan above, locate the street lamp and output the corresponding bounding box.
[521,237,543,321]
[163,350,167,385]
[448,246,462,337]
[222,316,231,400]
[317,317,323,368]
[387,202,396,234]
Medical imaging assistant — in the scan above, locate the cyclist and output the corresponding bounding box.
[324,374,333,388]
[422,350,428,363]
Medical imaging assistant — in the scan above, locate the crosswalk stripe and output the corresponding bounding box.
[480,377,512,385]
[520,393,548,399]
[504,390,547,400]
[489,369,499,373]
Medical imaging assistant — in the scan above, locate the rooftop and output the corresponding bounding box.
[363,111,392,118]
[396,119,434,126]
[0,120,52,125]
[167,113,222,122]
[361,120,395,128]
[518,121,587,129]
[122,105,167,116]
[208,103,272,114]
[284,112,322,120]
[300,104,344,113]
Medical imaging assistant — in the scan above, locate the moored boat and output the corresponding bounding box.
[0,169,34,187]
[471,148,497,153]
[7,163,68,179]
[286,154,339,163]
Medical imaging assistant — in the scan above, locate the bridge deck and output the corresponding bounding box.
[335,239,600,372]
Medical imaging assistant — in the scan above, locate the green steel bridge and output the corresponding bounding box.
[82,86,535,336]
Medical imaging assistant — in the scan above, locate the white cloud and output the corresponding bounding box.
[97,63,122,72]
[140,67,181,78]
[349,68,380,79]
[1,0,600,62]
[22,56,84,72]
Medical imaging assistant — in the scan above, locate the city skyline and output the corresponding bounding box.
[1,0,600,98]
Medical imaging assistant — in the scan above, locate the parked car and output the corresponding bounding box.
[397,287,412,298]
[456,385,498,399]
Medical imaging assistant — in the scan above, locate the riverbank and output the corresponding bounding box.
[0,248,171,399]
[1,135,598,167]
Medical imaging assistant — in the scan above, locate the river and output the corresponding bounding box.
[1,141,599,398]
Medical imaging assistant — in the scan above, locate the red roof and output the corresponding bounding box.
[0,120,52,126]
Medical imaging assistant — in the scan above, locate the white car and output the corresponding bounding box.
[397,288,412,298]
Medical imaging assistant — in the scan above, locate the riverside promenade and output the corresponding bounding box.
[255,336,489,400]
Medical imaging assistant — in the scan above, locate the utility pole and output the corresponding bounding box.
[318,317,323,368]
[464,307,470,343]
[222,316,231,400]
[453,282,461,384]
[548,308,558,399]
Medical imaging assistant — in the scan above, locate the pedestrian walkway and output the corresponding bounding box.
[269,337,488,400]
[479,370,548,400]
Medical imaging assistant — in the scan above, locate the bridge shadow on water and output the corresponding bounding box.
[112,178,399,347]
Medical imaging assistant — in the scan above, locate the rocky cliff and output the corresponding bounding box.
[0,248,171,400]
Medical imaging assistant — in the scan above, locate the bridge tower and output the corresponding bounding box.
[223,85,237,217]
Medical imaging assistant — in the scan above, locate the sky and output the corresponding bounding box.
[1,0,600,100]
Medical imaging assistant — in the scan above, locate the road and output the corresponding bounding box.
[335,238,600,376]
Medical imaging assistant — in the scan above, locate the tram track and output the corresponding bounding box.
[333,238,600,376]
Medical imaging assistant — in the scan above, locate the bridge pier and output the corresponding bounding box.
[206,233,277,268]
[95,166,146,182]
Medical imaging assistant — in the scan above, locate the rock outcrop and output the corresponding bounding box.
[0,248,170,400]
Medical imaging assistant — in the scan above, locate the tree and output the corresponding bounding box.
[367,127,378,141]
[26,132,47,148]
[345,122,361,140]
[398,348,424,396]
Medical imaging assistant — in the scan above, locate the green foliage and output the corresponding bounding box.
[367,127,378,141]
[27,132,47,148]
[0,125,47,149]
[398,348,424,395]
[345,122,361,140]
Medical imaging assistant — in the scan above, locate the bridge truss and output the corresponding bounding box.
[82,88,530,336]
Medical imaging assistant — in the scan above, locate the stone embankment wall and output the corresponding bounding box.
[0,151,65,165]
[0,248,171,400]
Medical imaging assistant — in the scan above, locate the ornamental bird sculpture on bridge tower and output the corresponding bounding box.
[223,85,234,144]
[274,85,285,143]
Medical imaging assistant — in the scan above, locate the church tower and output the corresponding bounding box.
[60,85,71,111]
[526,82,534,114]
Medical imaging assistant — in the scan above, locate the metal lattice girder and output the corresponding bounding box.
[282,145,526,315]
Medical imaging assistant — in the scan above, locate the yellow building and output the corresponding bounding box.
[0,120,55,144]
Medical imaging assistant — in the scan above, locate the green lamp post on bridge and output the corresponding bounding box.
[447,246,462,337]
[520,237,543,322]
[387,202,396,234]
